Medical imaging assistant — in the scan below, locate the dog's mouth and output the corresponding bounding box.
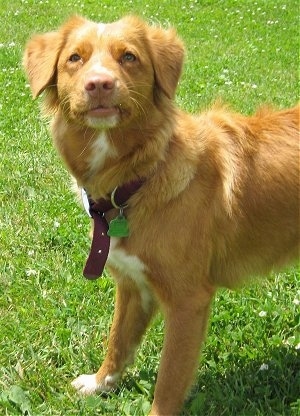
[86,105,120,118]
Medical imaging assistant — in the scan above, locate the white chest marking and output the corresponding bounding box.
[88,131,117,173]
[108,240,152,312]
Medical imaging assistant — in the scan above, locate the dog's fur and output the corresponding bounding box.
[23,15,299,415]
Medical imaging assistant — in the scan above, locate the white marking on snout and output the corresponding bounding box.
[108,239,153,312]
[88,62,116,79]
[84,60,121,129]
[88,131,117,173]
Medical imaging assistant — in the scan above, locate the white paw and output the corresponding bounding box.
[71,374,99,395]
[71,373,120,395]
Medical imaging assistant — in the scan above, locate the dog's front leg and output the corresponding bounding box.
[72,276,156,395]
[150,286,215,416]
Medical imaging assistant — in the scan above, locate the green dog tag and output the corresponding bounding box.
[107,215,129,238]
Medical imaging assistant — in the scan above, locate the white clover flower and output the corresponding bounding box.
[26,269,37,276]
[259,363,269,371]
[283,336,296,347]
[258,310,267,317]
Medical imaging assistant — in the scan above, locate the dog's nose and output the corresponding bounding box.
[85,73,116,97]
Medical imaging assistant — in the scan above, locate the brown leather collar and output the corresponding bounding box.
[82,179,144,279]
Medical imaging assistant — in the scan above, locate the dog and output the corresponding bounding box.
[23,15,299,415]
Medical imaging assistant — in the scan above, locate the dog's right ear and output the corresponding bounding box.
[23,16,87,98]
[23,31,63,98]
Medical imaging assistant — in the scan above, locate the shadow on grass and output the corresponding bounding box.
[184,346,300,416]
[108,346,299,415]
[62,346,299,416]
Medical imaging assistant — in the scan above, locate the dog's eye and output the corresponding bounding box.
[121,52,137,63]
[69,53,82,63]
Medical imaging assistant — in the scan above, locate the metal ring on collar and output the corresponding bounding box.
[110,187,128,210]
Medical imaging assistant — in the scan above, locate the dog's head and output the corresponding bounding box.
[23,15,185,130]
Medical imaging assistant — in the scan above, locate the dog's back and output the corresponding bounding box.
[191,105,300,288]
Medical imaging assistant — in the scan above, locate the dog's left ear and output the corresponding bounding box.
[147,25,185,100]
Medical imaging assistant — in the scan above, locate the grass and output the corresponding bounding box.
[0,0,299,415]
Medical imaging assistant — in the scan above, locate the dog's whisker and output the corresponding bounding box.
[129,96,148,121]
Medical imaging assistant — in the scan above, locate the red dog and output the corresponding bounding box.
[23,15,299,415]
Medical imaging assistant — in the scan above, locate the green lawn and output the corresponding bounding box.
[0,1,299,415]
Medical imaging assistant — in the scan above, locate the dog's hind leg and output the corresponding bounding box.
[72,276,156,394]
[149,283,215,416]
